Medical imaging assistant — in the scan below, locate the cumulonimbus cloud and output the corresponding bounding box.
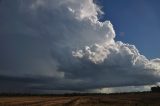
[0,0,160,92]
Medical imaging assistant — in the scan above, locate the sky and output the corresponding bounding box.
[0,0,160,93]
[99,0,160,59]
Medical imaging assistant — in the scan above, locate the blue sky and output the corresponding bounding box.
[99,0,160,59]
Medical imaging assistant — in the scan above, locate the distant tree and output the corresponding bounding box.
[151,86,160,92]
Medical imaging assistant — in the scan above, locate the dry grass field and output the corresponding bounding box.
[0,93,160,106]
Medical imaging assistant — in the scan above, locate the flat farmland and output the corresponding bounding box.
[0,93,160,106]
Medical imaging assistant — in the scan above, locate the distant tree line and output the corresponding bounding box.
[0,93,109,97]
[151,86,160,92]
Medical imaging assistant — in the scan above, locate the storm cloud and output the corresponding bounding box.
[0,0,160,93]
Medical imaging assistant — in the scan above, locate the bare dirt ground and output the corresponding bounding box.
[0,93,160,106]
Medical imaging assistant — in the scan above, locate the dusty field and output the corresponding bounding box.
[0,93,160,106]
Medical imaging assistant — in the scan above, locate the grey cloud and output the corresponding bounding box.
[0,0,160,93]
